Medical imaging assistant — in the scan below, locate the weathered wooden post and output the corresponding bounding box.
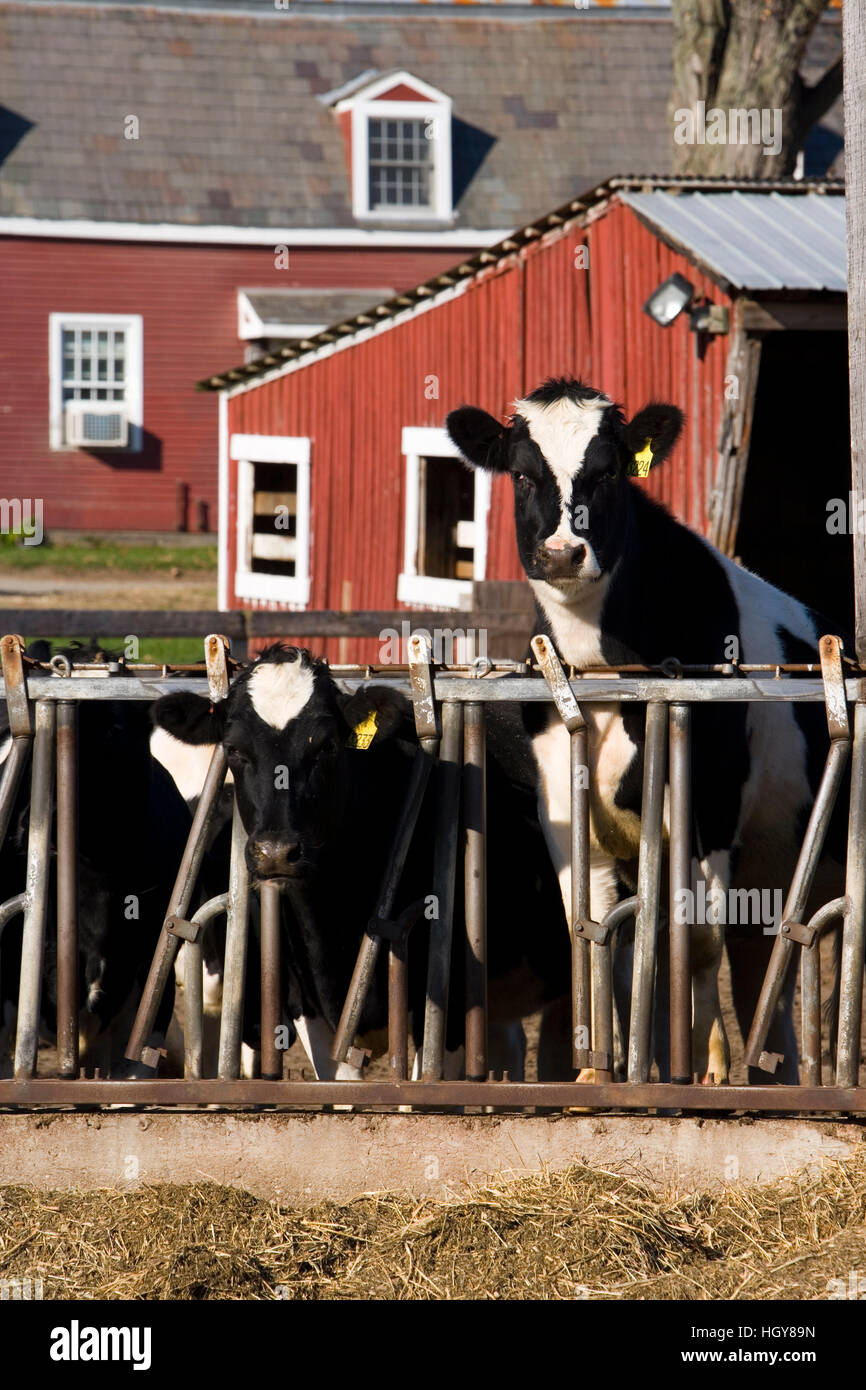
[839,0,866,1085]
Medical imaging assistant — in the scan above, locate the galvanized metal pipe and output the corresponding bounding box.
[0,892,26,1024]
[14,700,55,1078]
[55,702,79,1079]
[331,746,433,1065]
[590,938,613,1082]
[0,737,31,857]
[259,880,282,1081]
[19,674,866,705]
[571,723,593,1069]
[0,635,31,858]
[125,742,229,1065]
[627,702,668,1084]
[464,702,487,1082]
[0,893,27,932]
[744,736,851,1071]
[668,703,692,1083]
[797,893,846,1088]
[218,802,251,1079]
[388,940,409,1080]
[530,637,593,1072]
[421,700,463,1079]
[837,702,866,1086]
[182,892,228,1080]
[802,893,848,1086]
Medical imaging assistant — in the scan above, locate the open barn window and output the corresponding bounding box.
[398,427,491,609]
[231,434,311,606]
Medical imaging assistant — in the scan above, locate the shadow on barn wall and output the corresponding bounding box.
[83,427,163,473]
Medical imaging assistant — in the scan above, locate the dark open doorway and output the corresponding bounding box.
[735,330,853,637]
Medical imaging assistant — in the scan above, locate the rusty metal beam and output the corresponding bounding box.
[0,1079,864,1112]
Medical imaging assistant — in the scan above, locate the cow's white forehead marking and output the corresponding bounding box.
[249,660,315,730]
[514,394,612,502]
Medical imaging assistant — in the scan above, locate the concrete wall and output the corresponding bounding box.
[2,1112,863,1202]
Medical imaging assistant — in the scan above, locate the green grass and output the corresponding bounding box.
[24,637,209,665]
[0,537,217,572]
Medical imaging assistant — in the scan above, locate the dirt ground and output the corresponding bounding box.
[0,569,217,611]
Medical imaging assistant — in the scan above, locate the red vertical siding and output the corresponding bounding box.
[0,237,479,532]
[226,198,734,663]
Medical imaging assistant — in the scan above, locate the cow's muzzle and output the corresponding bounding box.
[247,834,304,881]
[536,539,586,581]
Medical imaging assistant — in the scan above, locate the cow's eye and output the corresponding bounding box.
[225,744,249,767]
[513,472,534,492]
[605,462,619,480]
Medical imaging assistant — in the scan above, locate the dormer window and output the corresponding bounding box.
[332,71,453,223]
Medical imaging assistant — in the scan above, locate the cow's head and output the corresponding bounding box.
[446,378,682,601]
[151,645,411,887]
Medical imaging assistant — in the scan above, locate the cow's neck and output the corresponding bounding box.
[529,574,610,669]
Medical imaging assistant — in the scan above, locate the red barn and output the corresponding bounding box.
[203,175,849,664]
[0,0,699,534]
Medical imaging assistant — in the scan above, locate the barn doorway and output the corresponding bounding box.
[734,330,852,635]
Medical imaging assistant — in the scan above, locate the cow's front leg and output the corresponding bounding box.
[692,851,731,1084]
[293,1015,365,1082]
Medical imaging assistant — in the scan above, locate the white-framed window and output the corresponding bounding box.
[231,434,311,607]
[49,313,143,450]
[337,72,453,223]
[398,426,491,609]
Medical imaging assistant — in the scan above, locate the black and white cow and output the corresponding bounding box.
[0,685,191,1077]
[447,377,846,1084]
[151,645,572,1082]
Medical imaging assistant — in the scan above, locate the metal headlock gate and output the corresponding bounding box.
[0,629,865,1113]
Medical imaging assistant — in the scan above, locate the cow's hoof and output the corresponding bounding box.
[563,1069,598,1114]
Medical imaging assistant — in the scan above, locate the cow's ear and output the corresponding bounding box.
[446,406,510,472]
[339,686,412,750]
[151,691,228,745]
[623,403,683,474]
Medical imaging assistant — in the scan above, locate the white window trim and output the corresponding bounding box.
[398,425,490,610]
[49,312,143,452]
[338,72,453,224]
[231,433,312,607]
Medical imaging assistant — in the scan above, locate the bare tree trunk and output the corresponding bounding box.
[671,0,842,176]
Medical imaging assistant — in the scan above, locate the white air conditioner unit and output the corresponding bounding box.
[65,401,129,448]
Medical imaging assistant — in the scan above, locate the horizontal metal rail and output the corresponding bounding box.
[0,1079,864,1111]
[9,675,866,703]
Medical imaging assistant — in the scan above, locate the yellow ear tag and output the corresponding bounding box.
[349,710,378,750]
[629,438,654,478]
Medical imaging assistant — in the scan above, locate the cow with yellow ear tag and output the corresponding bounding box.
[151,643,574,1087]
[447,375,848,1087]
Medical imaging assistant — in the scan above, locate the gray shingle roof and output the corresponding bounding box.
[242,287,395,332]
[0,2,688,230]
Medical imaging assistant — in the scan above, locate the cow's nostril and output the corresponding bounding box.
[251,836,302,872]
[571,544,586,565]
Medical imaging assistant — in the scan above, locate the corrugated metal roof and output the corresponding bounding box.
[619,190,847,292]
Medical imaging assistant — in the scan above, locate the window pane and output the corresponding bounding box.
[367,116,433,211]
